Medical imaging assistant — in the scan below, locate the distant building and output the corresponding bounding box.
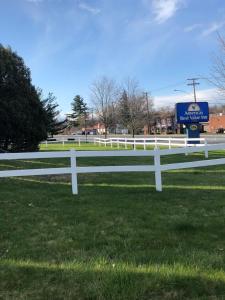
[144,115,178,135]
[205,113,225,133]
[81,123,106,135]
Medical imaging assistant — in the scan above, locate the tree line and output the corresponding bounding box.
[69,77,155,138]
[69,77,179,138]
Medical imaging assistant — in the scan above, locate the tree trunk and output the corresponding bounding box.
[132,129,135,149]
[84,117,87,143]
[104,127,107,139]
[4,138,9,152]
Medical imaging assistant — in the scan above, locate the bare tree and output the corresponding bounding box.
[209,104,225,114]
[90,76,118,138]
[144,92,154,134]
[211,34,225,94]
[118,78,150,137]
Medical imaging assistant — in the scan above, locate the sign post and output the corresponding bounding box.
[186,123,200,144]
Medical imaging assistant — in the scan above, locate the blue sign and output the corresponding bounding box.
[176,102,209,124]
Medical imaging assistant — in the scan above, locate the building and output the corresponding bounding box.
[205,113,225,133]
[144,115,178,135]
[82,123,106,135]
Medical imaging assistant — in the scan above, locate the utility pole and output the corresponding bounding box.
[112,101,116,134]
[187,78,200,103]
[84,112,88,143]
[144,92,151,135]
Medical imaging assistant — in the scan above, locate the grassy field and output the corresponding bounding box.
[0,143,225,299]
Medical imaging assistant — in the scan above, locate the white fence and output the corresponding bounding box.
[41,136,95,148]
[42,136,206,150]
[94,137,207,150]
[1,143,225,194]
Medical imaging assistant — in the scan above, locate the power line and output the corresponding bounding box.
[155,98,225,106]
[209,103,225,105]
[197,98,225,101]
[144,92,151,134]
[151,81,186,93]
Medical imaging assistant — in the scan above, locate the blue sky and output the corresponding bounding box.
[1,0,225,113]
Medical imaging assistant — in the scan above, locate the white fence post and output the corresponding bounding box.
[78,138,81,147]
[134,139,136,150]
[185,138,188,156]
[154,137,157,149]
[125,138,127,149]
[117,139,119,149]
[62,139,65,148]
[105,139,107,147]
[169,138,171,149]
[70,149,78,195]
[110,139,113,148]
[45,140,48,148]
[144,139,146,150]
[154,148,162,192]
[205,139,208,158]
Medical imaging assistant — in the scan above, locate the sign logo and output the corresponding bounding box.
[188,103,200,112]
[176,102,209,124]
[190,124,198,131]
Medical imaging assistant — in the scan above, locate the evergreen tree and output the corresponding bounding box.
[0,45,47,152]
[70,95,88,128]
[41,92,66,137]
[71,95,88,117]
[119,90,130,128]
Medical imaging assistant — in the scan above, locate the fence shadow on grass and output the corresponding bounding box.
[9,164,225,192]
[0,258,225,300]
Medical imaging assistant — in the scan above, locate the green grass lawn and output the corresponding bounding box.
[40,141,149,151]
[0,143,225,299]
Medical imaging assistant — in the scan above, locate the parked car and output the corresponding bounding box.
[166,126,173,134]
[216,128,225,134]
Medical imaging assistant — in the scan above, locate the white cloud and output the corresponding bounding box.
[78,2,101,15]
[154,88,221,108]
[202,21,225,37]
[151,0,185,24]
[184,23,202,33]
